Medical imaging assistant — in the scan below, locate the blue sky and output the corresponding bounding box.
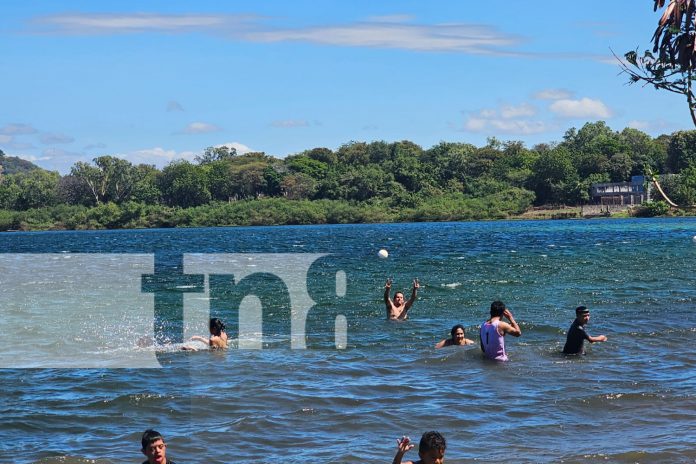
[1,1,690,174]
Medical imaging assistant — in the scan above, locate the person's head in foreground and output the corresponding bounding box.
[575,305,590,324]
[418,431,446,464]
[490,300,505,318]
[141,429,168,464]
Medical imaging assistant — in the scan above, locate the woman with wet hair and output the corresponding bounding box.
[435,324,474,348]
[186,317,228,350]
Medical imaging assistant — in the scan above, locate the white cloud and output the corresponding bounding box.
[0,135,12,144]
[533,88,573,100]
[463,103,553,135]
[271,119,309,128]
[178,122,222,134]
[215,142,252,154]
[40,133,75,144]
[464,116,552,135]
[627,120,650,131]
[596,55,623,66]
[0,123,38,135]
[33,13,233,34]
[31,13,527,55]
[119,147,198,166]
[118,142,253,167]
[500,103,536,119]
[1,150,81,173]
[626,119,674,133]
[248,22,524,55]
[463,117,487,132]
[549,97,612,118]
[18,154,53,162]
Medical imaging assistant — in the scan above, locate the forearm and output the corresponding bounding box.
[392,452,405,464]
[507,318,521,336]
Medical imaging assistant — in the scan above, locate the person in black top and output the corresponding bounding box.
[563,306,607,355]
[141,429,176,464]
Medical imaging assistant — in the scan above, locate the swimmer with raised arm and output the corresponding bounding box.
[392,431,446,464]
[435,323,475,348]
[185,317,228,350]
[384,278,419,320]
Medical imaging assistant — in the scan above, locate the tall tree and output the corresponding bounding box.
[621,0,696,127]
[528,147,580,205]
[666,130,696,171]
[70,156,138,204]
[195,145,237,165]
[158,160,211,207]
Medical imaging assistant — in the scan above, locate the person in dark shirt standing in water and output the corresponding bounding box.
[563,306,607,355]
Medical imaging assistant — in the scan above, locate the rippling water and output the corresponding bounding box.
[1,218,696,463]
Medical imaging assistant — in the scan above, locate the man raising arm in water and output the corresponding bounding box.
[385,278,419,320]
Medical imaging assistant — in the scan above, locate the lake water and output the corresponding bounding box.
[1,218,696,463]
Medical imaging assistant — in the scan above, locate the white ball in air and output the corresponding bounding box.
[378,249,389,259]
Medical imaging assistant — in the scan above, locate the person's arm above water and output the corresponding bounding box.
[384,278,396,318]
[403,279,419,311]
[189,335,210,345]
[392,436,415,464]
[435,338,451,349]
[384,278,394,305]
[500,308,522,337]
[578,324,606,344]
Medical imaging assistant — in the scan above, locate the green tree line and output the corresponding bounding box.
[1,121,696,230]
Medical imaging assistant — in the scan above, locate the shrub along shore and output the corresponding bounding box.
[0,189,537,231]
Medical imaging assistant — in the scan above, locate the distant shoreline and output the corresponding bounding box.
[0,199,682,233]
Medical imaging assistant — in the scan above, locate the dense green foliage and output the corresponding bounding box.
[1,122,696,230]
[634,200,670,218]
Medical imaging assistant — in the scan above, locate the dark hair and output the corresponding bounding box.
[490,300,505,317]
[450,324,465,340]
[209,318,226,336]
[141,429,164,451]
[575,305,589,315]
[419,431,446,454]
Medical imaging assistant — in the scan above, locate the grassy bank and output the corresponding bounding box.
[0,189,535,231]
